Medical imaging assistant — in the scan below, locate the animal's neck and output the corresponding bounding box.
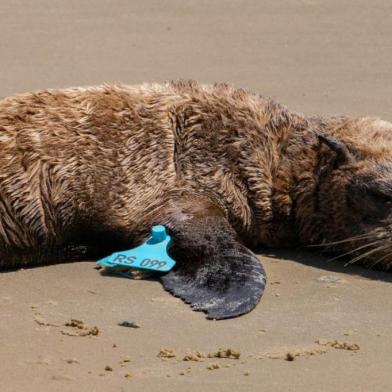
[269,115,352,246]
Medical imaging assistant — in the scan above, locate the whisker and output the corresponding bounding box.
[345,245,390,266]
[327,240,381,262]
[308,233,377,249]
[369,252,391,269]
[385,257,392,269]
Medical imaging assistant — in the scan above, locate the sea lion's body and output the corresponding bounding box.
[0,81,291,263]
[1,81,392,318]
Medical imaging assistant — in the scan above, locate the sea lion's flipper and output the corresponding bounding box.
[160,196,266,320]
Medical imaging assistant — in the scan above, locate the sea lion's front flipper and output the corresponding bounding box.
[160,196,267,320]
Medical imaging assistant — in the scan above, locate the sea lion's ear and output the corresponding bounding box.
[159,196,266,320]
[317,133,355,166]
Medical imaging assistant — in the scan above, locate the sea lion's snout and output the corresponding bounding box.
[344,171,392,268]
[317,162,392,269]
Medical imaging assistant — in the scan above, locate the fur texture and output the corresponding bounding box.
[0,80,392,270]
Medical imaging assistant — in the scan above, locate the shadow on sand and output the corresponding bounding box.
[2,247,391,285]
[256,247,392,284]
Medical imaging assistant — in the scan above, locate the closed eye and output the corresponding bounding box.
[365,188,392,204]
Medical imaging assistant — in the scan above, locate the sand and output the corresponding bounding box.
[0,1,392,391]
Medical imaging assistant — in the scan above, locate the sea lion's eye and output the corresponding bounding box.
[366,188,392,204]
[346,185,392,224]
[349,187,392,225]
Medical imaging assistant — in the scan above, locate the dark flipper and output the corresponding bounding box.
[160,196,267,320]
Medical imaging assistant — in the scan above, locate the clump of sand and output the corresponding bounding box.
[158,348,176,359]
[258,346,328,361]
[207,363,220,370]
[183,351,205,362]
[258,338,360,362]
[32,310,99,337]
[207,348,241,359]
[182,348,240,362]
[315,339,360,351]
[61,319,99,337]
[120,356,131,365]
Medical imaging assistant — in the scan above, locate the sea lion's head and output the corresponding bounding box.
[307,119,392,269]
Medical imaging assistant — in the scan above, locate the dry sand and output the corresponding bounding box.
[0,1,392,391]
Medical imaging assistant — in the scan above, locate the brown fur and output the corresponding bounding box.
[0,80,391,269]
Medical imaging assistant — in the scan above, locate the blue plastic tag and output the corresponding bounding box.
[96,225,176,273]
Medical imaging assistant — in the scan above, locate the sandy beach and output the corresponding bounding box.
[0,1,391,391]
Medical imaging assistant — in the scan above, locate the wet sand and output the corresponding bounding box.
[0,1,392,391]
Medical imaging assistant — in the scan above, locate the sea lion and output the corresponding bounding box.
[0,80,391,319]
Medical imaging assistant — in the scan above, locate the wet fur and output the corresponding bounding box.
[0,80,391,271]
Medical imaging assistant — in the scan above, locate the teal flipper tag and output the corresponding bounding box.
[96,225,176,273]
